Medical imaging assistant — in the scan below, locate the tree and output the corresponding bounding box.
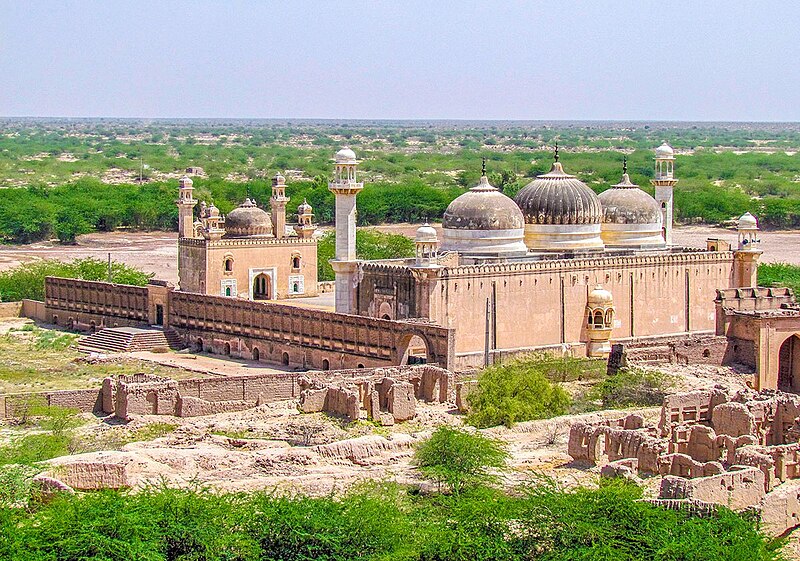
[414,426,508,494]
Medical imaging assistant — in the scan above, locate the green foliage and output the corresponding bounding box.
[466,357,573,428]
[0,404,84,466]
[317,229,415,281]
[759,262,800,294]
[589,367,675,408]
[0,465,37,507]
[0,480,781,560]
[0,257,152,301]
[414,426,509,494]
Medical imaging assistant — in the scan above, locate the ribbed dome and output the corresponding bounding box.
[224,198,273,238]
[599,173,661,225]
[443,176,524,230]
[514,162,602,225]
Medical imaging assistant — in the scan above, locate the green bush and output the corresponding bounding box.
[317,229,415,281]
[759,262,800,294]
[414,426,509,494]
[466,358,572,428]
[589,368,675,408]
[0,257,152,301]
[0,480,781,560]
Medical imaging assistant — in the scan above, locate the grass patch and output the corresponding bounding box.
[0,322,201,393]
[759,262,800,294]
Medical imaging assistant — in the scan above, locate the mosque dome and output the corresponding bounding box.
[598,169,665,249]
[440,174,527,257]
[515,162,602,226]
[443,176,524,231]
[599,174,661,225]
[224,198,274,237]
[513,154,604,251]
[334,147,357,164]
[415,223,438,243]
[655,142,674,159]
[738,212,759,230]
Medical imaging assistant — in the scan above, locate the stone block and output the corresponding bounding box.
[387,381,415,422]
[298,388,328,413]
[712,402,756,438]
[760,480,800,537]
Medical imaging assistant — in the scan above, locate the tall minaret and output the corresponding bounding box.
[176,175,197,239]
[651,142,677,245]
[328,147,363,314]
[271,172,289,238]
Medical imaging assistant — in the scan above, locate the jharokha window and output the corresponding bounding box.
[291,255,301,269]
[224,257,234,273]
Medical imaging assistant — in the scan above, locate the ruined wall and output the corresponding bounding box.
[0,388,103,419]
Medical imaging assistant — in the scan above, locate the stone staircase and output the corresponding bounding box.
[78,327,185,354]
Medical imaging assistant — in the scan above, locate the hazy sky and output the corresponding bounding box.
[2,1,799,121]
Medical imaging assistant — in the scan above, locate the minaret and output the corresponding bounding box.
[176,175,197,239]
[271,172,289,239]
[328,147,363,314]
[733,212,762,288]
[294,199,317,239]
[651,142,677,245]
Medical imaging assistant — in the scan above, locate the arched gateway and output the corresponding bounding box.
[779,335,800,393]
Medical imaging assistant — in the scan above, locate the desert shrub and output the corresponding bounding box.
[759,262,800,294]
[0,257,152,301]
[589,367,675,408]
[414,426,508,493]
[466,358,572,428]
[32,329,78,350]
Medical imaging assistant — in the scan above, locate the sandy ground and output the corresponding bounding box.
[0,225,796,287]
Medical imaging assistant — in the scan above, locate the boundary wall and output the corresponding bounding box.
[40,277,455,370]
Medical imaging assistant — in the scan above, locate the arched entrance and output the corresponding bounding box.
[778,335,800,392]
[252,347,260,361]
[400,333,432,365]
[253,274,273,300]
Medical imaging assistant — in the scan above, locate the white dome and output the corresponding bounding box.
[738,212,759,230]
[335,147,357,164]
[588,285,613,307]
[655,142,674,159]
[415,223,438,243]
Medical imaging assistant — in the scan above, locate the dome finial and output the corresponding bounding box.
[481,157,486,177]
[622,155,627,175]
[554,142,559,162]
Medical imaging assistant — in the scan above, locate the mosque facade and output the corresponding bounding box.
[328,144,762,368]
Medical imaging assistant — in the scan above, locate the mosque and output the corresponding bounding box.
[174,143,763,370]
